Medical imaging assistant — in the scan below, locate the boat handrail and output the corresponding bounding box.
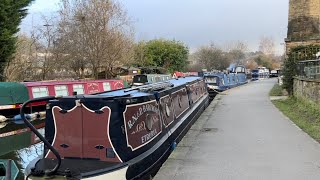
[139,81,174,92]
[20,96,62,177]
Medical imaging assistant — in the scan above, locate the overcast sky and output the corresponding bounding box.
[21,0,289,54]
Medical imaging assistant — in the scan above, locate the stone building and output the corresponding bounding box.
[285,0,320,54]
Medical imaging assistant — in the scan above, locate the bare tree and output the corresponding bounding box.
[224,41,248,64]
[259,36,275,55]
[195,44,231,71]
[4,34,37,81]
[32,16,59,80]
[56,0,134,79]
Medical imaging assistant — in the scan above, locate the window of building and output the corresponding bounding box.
[32,87,49,98]
[54,85,68,96]
[103,82,111,91]
[73,84,84,95]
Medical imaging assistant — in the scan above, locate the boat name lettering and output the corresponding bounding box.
[131,121,146,134]
[127,103,159,129]
[141,129,157,143]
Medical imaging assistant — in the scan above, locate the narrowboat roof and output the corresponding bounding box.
[22,79,121,87]
[0,82,29,105]
[97,76,201,98]
[135,74,171,76]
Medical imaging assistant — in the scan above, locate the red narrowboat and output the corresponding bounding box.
[0,79,125,121]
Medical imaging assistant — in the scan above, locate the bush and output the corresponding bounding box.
[283,45,320,95]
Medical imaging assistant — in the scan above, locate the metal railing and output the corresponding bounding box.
[296,59,320,80]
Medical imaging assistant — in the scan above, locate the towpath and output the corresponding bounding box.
[154,79,320,180]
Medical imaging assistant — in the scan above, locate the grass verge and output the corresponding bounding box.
[269,84,284,96]
[272,97,320,142]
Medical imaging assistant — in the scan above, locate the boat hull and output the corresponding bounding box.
[25,77,209,179]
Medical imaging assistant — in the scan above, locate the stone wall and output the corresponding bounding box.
[287,0,320,40]
[286,0,320,54]
[293,77,320,103]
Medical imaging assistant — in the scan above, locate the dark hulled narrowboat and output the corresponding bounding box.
[23,76,209,179]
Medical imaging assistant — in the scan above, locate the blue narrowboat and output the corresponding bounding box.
[203,64,248,98]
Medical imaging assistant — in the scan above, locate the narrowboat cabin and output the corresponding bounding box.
[234,65,248,86]
[132,74,171,86]
[22,79,125,98]
[203,72,228,98]
[203,65,247,98]
[251,69,259,81]
[23,76,209,179]
[0,79,125,121]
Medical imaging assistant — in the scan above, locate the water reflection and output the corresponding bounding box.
[0,143,44,179]
[0,120,45,179]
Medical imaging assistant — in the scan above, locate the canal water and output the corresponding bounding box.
[0,120,45,179]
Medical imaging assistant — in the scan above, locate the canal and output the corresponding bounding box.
[0,120,45,179]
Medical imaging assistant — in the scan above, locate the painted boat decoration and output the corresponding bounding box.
[22,76,209,179]
[203,65,248,98]
[172,71,199,78]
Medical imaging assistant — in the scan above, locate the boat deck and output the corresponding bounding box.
[33,158,121,178]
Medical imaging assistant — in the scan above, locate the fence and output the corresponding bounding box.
[296,59,320,79]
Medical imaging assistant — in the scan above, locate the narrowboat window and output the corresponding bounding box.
[32,87,48,98]
[54,85,69,96]
[73,84,84,94]
[204,77,217,84]
[103,82,111,91]
[133,75,148,84]
[235,67,242,73]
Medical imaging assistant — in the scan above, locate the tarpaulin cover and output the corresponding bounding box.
[0,82,29,105]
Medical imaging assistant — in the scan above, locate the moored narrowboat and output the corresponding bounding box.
[0,79,125,121]
[22,76,209,179]
[203,64,248,98]
[132,74,171,86]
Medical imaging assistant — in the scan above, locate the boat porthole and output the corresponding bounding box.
[145,114,153,131]
[165,104,171,117]
[178,96,182,108]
